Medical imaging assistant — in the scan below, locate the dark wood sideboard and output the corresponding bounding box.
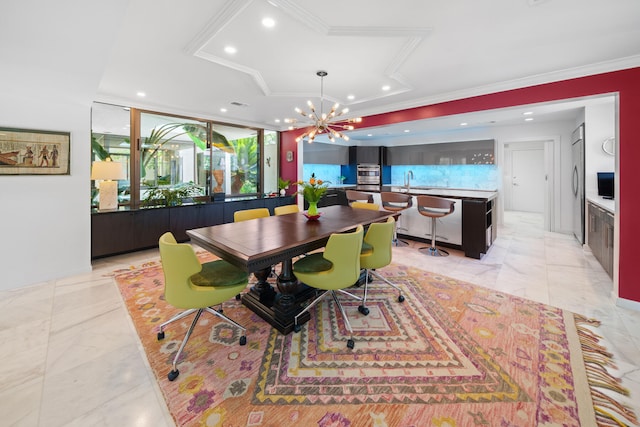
[91,196,294,258]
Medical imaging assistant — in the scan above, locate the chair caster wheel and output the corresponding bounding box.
[398,295,405,303]
[235,294,241,300]
[239,336,247,345]
[168,369,179,381]
[293,324,301,333]
[358,305,370,315]
[157,331,165,340]
[347,339,355,349]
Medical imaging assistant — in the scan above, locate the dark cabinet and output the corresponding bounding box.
[169,203,224,242]
[349,146,383,164]
[387,140,494,166]
[134,209,171,249]
[387,146,423,165]
[303,189,346,209]
[91,209,170,258]
[92,211,136,258]
[588,202,614,278]
[303,143,349,164]
[462,197,496,259]
[91,197,296,258]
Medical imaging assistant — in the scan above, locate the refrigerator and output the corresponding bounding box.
[571,124,585,244]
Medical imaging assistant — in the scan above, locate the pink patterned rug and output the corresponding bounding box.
[113,255,636,427]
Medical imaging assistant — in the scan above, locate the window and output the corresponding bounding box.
[90,102,271,209]
[91,103,131,207]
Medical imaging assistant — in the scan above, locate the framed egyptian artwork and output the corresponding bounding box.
[0,127,70,175]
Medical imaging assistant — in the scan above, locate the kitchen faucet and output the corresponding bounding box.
[404,170,414,190]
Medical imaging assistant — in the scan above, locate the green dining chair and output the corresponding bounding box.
[274,204,300,215]
[234,207,270,222]
[158,232,249,381]
[292,225,364,349]
[357,217,404,316]
[351,201,380,211]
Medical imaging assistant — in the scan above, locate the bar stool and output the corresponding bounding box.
[380,192,413,246]
[416,195,455,256]
[345,190,374,205]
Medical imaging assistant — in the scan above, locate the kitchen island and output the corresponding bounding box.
[363,186,498,259]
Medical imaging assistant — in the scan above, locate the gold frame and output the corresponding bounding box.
[0,127,70,175]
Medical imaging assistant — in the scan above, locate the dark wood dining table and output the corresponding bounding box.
[186,205,396,334]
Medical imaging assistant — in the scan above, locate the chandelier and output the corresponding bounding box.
[288,71,361,143]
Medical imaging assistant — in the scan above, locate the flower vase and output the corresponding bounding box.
[305,201,320,220]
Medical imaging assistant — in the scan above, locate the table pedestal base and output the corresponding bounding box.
[241,285,316,334]
[241,259,316,334]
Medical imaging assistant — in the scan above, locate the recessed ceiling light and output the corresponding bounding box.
[367,134,373,137]
[347,94,355,100]
[404,129,410,133]
[262,17,275,28]
[382,85,390,91]
[525,117,534,121]
[288,126,294,130]
[460,122,468,126]
[523,111,533,115]
[220,108,227,113]
[136,91,146,97]
[224,46,237,54]
[274,119,281,123]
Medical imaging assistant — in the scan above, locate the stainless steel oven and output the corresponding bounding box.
[357,164,381,185]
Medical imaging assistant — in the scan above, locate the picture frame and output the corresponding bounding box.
[0,127,70,175]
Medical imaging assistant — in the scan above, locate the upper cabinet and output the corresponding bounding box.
[388,140,494,165]
[303,143,349,164]
[349,146,387,165]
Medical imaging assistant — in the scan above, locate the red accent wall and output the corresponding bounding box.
[283,67,640,303]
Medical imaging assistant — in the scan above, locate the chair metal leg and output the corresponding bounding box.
[293,289,328,331]
[157,308,198,340]
[331,291,355,349]
[168,309,203,381]
[369,270,405,302]
[204,306,247,342]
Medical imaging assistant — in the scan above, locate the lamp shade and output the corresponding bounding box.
[91,160,125,181]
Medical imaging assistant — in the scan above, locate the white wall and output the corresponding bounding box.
[585,101,616,196]
[0,0,130,290]
[0,96,93,290]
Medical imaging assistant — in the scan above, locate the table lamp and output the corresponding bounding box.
[91,159,125,211]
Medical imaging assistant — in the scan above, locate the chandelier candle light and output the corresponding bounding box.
[290,71,362,143]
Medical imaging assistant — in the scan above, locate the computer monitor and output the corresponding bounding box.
[597,172,614,199]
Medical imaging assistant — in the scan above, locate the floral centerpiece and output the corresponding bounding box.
[295,173,330,217]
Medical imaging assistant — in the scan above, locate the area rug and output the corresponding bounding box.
[113,255,637,427]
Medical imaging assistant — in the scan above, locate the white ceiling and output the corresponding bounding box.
[2,0,639,142]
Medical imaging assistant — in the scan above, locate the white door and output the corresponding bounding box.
[510,146,545,213]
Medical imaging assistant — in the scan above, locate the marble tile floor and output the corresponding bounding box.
[1,211,638,426]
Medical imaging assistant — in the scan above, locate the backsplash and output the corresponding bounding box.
[302,164,343,184]
[391,165,498,190]
[302,164,498,190]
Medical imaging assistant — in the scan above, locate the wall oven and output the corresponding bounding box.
[357,164,381,186]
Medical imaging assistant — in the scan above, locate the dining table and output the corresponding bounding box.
[186,205,396,334]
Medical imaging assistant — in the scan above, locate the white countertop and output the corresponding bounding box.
[587,192,615,213]
[390,186,498,200]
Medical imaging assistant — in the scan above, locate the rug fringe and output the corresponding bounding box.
[574,314,638,427]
